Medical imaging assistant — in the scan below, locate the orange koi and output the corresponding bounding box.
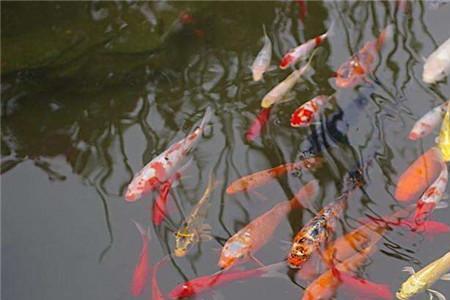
[302,246,376,300]
[226,156,322,195]
[336,24,394,88]
[395,147,443,202]
[130,221,151,297]
[218,180,319,269]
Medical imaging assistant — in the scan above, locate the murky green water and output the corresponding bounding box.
[2,1,450,300]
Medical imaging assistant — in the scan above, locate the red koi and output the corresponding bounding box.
[337,272,393,300]
[130,221,151,297]
[168,262,285,299]
[395,147,443,202]
[245,107,272,142]
[336,24,394,88]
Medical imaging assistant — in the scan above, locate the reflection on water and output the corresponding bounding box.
[2,1,450,300]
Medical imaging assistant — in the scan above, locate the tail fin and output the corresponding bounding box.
[262,24,268,38]
[290,179,320,209]
[376,23,394,51]
[325,19,337,38]
[132,220,151,240]
[199,106,213,129]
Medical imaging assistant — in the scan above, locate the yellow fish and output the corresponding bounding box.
[396,251,450,300]
[437,102,450,161]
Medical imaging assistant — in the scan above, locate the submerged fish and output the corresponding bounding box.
[397,251,450,300]
[245,107,272,142]
[287,198,346,269]
[218,180,319,269]
[290,95,332,127]
[303,246,376,300]
[151,256,169,300]
[413,158,448,225]
[174,174,216,257]
[336,24,394,88]
[279,23,333,69]
[226,156,323,195]
[261,51,317,108]
[168,261,285,299]
[408,101,449,141]
[395,147,443,202]
[130,221,151,297]
[423,38,450,84]
[437,103,450,161]
[252,25,272,81]
[125,107,212,202]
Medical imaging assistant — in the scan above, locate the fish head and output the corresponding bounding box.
[125,176,159,202]
[252,67,265,81]
[290,107,314,127]
[279,52,296,69]
[287,238,313,269]
[423,58,447,84]
[218,239,249,269]
[396,279,424,300]
[174,230,196,257]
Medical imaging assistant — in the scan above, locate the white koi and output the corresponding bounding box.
[409,100,449,140]
[252,25,272,81]
[423,37,450,84]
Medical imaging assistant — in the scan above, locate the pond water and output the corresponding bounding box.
[2,1,450,300]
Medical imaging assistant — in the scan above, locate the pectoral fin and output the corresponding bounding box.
[440,273,450,281]
[427,288,446,300]
[435,201,448,210]
[249,254,265,268]
[402,266,415,275]
[199,223,213,241]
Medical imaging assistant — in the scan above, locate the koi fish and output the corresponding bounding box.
[151,256,168,300]
[288,198,346,269]
[125,107,212,202]
[261,50,317,108]
[279,23,333,69]
[168,261,286,299]
[303,246,376,300]
[290,95,332,127]
[423,37,450,84]
[218,180,319,269]
[397,251,450,300]
[437,103,450,161]
[226,156,323,195]
[413,160,448,225]
[152,180,173,225]
[174,173,216,257]
[245,107,272,142]
[408,101,449,140]
[130,221,151,297]
[252,25,272,81]
[336,24,394,88]
[395,147,443,202]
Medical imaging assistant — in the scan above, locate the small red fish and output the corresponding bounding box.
[168,262,285,299]
[130,221,151,297]
[336,24,394,88]
[245,107,272,142]
[152,180,173,225]
[290,95,330,127]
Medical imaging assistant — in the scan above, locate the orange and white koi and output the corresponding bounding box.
[336,24,394,88]
[125,107,212,202]
[226,156,323,195]
[130,221,151,297]
[395,147,443,202]
[413,159,448,225]
[408,100,449,140]
[261,50,317,108]
[287,198,346,269]
[279,23,333,69]
[290,95,331,127]
[252,25,272,81]
[423,37,450,84]
[218,180,319,269]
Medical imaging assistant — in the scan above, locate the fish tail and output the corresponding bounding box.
[325,19,336,38]
[199,106,213,130]
[262,24,268,38]
[290,179,320,209]
[132,220,151,241]
[260,261,288,279]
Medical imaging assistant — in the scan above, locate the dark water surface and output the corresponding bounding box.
[2,1,450,300]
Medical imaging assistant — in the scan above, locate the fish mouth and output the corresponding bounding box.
[125,191,140,202]
[218,257,236,269]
